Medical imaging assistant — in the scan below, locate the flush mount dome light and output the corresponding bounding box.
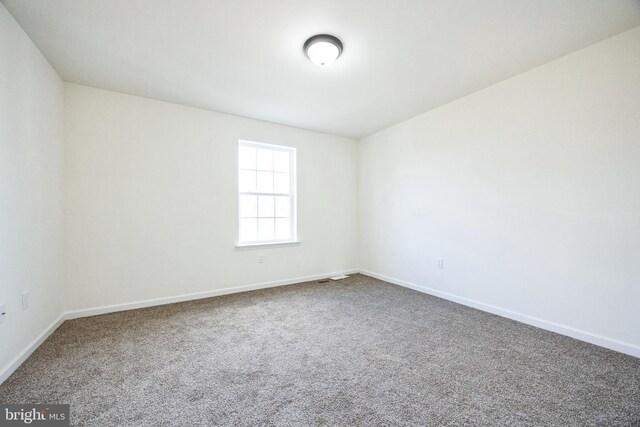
[304,34,343,67]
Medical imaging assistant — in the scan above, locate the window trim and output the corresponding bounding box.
[236,139,297,247]
[234,240,301,250]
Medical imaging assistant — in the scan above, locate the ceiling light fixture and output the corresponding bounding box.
[304,34,343,67]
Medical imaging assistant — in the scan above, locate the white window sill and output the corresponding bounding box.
[235,240,301,250]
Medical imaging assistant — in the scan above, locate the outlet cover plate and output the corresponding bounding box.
[22,291,29,311]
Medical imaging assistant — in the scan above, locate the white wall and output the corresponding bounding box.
[64,84,358,311]
[359,27,640,354]
[0,4,65,371]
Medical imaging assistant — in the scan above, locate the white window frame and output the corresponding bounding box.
[235,140,298,249]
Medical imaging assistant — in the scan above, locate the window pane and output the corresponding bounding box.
[257,149,273,171]
[275,218,291,240]
[239,195,258,218]
[239,218,257,242]
[238,142,295,244]
[257,171,273,193]
[273,151,290,173]
[275,196,290,217]
[258,195,275,217]
[239,146,256,170]
[258,218,275,240]
[274,172,290,194]
[239,170,256,192]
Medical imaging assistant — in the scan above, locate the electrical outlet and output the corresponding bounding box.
[22,291,29,311]
[436,258,444,269]
[0,304,6,324]
[258,253,264,264]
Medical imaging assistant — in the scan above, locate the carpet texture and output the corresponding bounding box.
[1,274,639,426]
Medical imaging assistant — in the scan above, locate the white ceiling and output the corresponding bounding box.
[3,1,640,138]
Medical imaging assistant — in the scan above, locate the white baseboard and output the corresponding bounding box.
[0,269,357,384]
[0,313,66,385]
[4,267,635,386]
[358,269,640,359]
[65,269,359,320]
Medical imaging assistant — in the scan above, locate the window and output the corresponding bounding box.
[237,140,297,246]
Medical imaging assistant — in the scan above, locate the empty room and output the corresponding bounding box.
[1,0,639,425]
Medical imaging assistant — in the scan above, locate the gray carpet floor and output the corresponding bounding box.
[1,274,639,426]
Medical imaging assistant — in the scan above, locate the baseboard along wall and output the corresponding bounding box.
[358,269,640,359]
[65,270,360,320]
[0,314,66,385]
[2,267,637,385]
[0,269,357,384]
